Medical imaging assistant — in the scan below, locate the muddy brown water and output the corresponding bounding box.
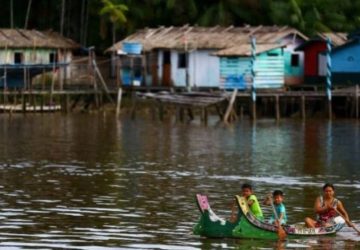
[0,113,359,249]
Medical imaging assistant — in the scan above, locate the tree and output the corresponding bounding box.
[99,0,128,44]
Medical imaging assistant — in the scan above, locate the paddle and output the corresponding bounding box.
[334,208,360,235]
[269,196,287,240]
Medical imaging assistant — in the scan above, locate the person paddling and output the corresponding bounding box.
[305,183,352,228]
[264,190,287,225]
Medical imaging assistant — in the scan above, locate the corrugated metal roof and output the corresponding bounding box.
[0,29,79,49]
[106,25,308,53]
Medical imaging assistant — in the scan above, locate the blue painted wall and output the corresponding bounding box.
[331,41,360,73]
[219,48,284,89]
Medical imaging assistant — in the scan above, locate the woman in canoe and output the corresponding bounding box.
[305,183,352,228]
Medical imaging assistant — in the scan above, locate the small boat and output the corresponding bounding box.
[193,194,345,240]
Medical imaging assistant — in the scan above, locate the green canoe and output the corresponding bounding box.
[193,194,345,240]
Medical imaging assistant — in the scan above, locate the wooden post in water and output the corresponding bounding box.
[187,108,194,121]
[130,91,137,119]
[116,87,122,116]
[21,92,26,112]
[239,105,243,120]
[301,95,306,120]
[32,94,36,111]
[275,95,280,121]
[176,105,184,123]
[64,94,70,113]
[201,107,208,125]
[40,95,44,112]
[223,88,238,123]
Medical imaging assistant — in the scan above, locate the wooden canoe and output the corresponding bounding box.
[193,194,345,239]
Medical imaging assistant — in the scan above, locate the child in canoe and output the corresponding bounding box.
[264,190,287,225]
[230,183,264,222]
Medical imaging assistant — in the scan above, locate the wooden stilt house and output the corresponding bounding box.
[295,32,347,85]
[107,25,308,89]
[0,29,79,89]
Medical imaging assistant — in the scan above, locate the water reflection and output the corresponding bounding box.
[0,113,358,249]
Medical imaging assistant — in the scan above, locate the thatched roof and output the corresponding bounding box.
[214,43,285,56]
[107,25,308,53]
[0,29,79,49]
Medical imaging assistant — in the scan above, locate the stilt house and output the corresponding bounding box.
[107,25,308,89]
[0,29,79,89]
[295,32,347,84]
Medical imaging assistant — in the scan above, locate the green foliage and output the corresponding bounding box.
[2,0,360,51]
[99,0,128,25]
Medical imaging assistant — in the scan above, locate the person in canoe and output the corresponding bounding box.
[305,183,352,228]
[264,190,287,225]
[230,183,263,222]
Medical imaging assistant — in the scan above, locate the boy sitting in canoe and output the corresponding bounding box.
[230,183,264,222]
[264,190,287,225]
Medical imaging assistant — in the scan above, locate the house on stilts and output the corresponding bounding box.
[107,25,308,90]
[295,32,348,85]
[0,29,79,89]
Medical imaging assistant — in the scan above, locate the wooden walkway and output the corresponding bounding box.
[0,85,358,123]
[135,85,359,122]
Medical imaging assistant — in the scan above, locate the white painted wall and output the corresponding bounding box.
[189,50,220,87]
[168,49,220,87]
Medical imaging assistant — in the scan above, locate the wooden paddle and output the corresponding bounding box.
[269,196,287,240]
[334,208,360,235]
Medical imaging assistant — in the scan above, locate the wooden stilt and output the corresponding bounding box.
[275,95,280,121]
[116,87,122,116]
[179,107,184,122]
[64,94,70,113]
[239,105,243,120]
[22,93,26,112]
[13,92,17,106]
[187,108,194,121]
[99,92,103,108]
[215,104,224,120]
[33,95,36,111]
[201,107,208,125]
[40,95,44,112]
[301,95,306,120]
[131,91,137,119]
[71,95,81,111]
[175,105,181,122]
[223,89,238,123]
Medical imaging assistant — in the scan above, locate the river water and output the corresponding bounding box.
[0,113,359,249]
